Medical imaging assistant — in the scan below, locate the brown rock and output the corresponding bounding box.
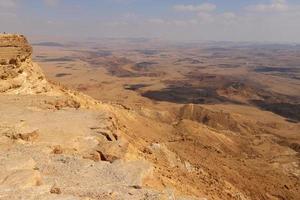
[83,151,101,162]
[52,145,63,154]
[7,130,39,142]
[50,185,62,194]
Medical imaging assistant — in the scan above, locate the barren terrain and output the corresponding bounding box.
[0,34,299,199]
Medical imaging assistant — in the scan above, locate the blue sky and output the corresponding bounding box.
[1,0,300,42]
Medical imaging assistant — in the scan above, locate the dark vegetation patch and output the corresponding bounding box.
[252,52,269,57]
[81,57,164,78]
[222,80,300,122]
[143,81,300,121]
[80,50,112,57]
[254,66,299,73]
[55,73,72,77]
[218,64,241,68]
[109,69,139,78]
[77,55,155,77]
[40,57,75,62]
[160,54,169,58]
[277,140,300,153]
[135,49,160,55]
[142,74,244,104]
[175,58,203,64]
[133,61,158,71]
[251,100,300,122]
[33,42,65,47]
[142,86,237,104]
[95,50,112,57]
[77,53,162,77]
[79,56,129,69]
[140,70,300,121]
[204,47,228,51]
[254,66,300,80]
[124,84,150,91]
[109,69,163,78]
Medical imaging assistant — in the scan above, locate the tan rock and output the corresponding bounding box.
[11,130,39,141]
[50,185,62,194]
[1,169,42,189]
[52,145,63,154]
[0,154,36,171]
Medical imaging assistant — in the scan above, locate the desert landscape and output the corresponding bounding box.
[0,33,299,199]
[2,0,300,199]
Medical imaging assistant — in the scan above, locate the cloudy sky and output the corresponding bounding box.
[1,0,300,42]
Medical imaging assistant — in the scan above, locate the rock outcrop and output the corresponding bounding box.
[0,34,32,63]
[179,104,243,132]
[0,34,54,94]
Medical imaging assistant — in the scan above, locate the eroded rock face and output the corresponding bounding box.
[179,104,243,132]
[0,34,32,64]
[0,34,53,94]
[0,34,99,108]
[0,34,32,80]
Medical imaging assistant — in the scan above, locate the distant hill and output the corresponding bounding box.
[33,41,65,47]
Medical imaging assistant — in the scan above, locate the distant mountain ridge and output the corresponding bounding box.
[33,42,65,47]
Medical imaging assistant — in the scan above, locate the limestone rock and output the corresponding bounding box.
[0,154,36,171]
[0,34,32,64]
[179,104,243,132]
[1,169,42,189]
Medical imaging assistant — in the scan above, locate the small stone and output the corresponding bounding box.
[83,151,101,162]
[142,147,153,155]
[52,145,63,154]
[50,186,62,194]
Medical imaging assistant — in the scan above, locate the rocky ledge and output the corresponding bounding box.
[0,34,32,64]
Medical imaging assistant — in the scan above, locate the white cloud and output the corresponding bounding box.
[247,0,289,12]
[172,3,236,24]
[173,3,216,13]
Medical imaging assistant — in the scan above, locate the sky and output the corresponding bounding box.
[1,0,300,42]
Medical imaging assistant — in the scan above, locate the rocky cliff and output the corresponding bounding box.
[0,34,32,62]
[0,34,54,94]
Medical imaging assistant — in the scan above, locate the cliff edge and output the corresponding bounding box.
[0,34,53,94]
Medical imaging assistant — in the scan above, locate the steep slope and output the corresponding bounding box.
[0,34,199,200]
